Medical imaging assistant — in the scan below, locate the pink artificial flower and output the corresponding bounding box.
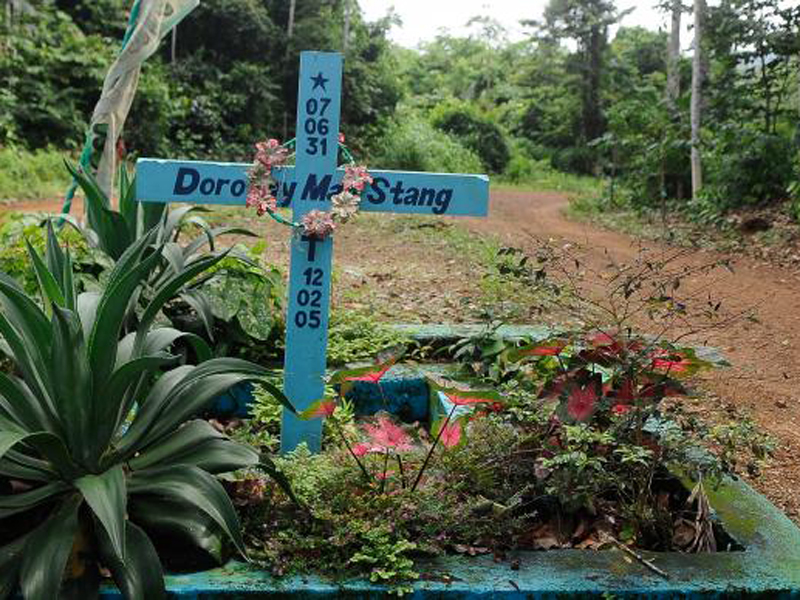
[566,385,598,421]
[331,190,361,222]
[301,210,336,239]
[364,416,413,452]
[257,197,277,216]
[246,185,278,216]
[254,139,288,171]
[342,165,373,194]
[339,132,345,144]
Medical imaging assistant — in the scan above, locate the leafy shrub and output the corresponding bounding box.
[789,155,800,222]
[550,145,596,174]
[704,127,795,210]
[327,309,409,366]
[161,56,282,161]
[373,114,483,174]
[0,8,111,149]
[504,154,537,183]
[175,246,286,364]
[0,212,107,296]
[0,227,292,598]
[430,102,511,173]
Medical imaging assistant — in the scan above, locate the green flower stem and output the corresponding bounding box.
[396,454,407,489]
[380,450,390,494]
[410,403,457,493]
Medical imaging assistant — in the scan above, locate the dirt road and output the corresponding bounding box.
[469,187,800,523]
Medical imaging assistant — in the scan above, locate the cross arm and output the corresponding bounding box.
[135,159,489,217]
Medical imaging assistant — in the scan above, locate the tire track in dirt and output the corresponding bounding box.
[466,187,800,523]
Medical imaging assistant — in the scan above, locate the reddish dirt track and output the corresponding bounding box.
[467,187,800,523]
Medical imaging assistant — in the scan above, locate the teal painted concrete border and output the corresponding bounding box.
[177,324,800,596]
[99,473,800,597]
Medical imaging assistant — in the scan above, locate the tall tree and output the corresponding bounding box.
[691,0,705,198]
[534,0,630,170]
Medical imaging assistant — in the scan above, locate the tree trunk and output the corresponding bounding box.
[666,0,681,112]
[584,24,604,143]
[287,0,296,39]
[343,0,351,53]
[691,0,706,200]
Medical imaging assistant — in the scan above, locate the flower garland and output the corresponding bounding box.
[245,137,372,240]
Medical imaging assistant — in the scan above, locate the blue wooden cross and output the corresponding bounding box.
[135,51,490,453]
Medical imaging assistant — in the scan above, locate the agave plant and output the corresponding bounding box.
[0,225,292,599]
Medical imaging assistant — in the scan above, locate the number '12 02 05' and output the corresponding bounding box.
[295,267,324,329]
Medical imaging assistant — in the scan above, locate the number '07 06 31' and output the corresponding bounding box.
[305,97,331,156]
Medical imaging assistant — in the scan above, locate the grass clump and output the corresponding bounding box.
[0,146,71,201]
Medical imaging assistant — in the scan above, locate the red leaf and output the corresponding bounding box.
[614,378,636,402]
[590,332,618,347]
[345,363,393,384]
[651,356,692,373]
[612,403,633,416]
[445,393,498,407]
[514,340,567,358]
[440,420,462,449]
[566,385,598,421]
[352,442,380,457]
[299,400,337,420]
[364,416,413,451]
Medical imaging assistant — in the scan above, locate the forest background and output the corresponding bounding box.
[1,0,799,223]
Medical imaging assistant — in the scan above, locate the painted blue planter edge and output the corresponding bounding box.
[98,473,800,598]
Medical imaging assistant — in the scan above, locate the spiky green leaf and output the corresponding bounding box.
[130,420,258,474]
[19,495,82,600]
[75,466,126,562]
[97,520,166,600]
[128,465,247,557]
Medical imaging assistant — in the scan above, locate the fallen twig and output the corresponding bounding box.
[613,539,670,579]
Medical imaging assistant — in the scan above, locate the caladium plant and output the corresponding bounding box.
[0,225,293,599]
[302,358,503,494]
[509,332,715,424]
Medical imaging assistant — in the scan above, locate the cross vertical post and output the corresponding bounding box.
[280,52,342,453]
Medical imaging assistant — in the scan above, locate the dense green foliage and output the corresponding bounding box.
[1,0,799,213]
[2,0,401,161]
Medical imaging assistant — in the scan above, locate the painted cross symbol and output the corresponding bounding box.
[135,52,490,453]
